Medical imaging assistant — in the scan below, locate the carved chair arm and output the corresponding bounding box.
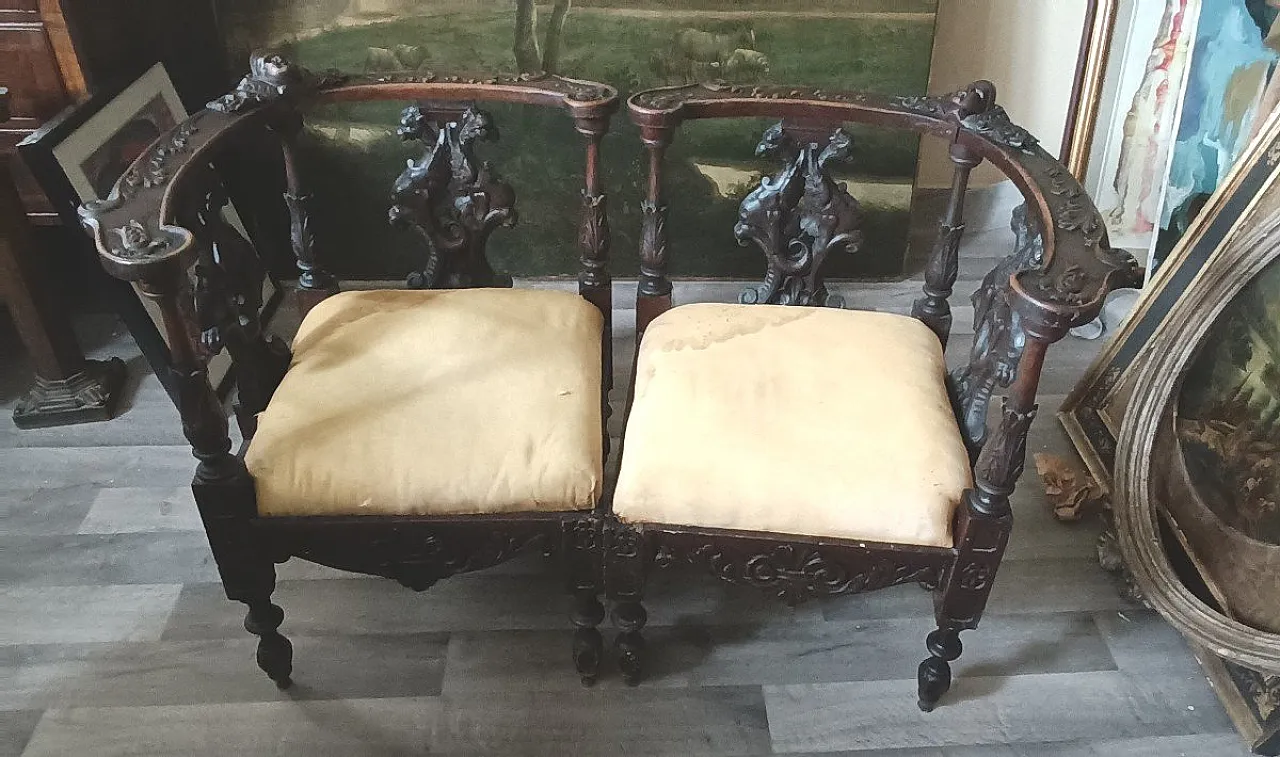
[960,136,1141,339]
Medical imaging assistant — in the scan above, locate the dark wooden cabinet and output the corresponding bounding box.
[0,0,81,221]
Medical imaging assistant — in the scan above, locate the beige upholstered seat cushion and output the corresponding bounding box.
[613,303,971,548]
[246,288,604,517]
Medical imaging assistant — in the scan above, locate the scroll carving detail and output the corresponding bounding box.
[639,200,670,297]
[670,541,941,605]
[117,121,199,201]
[973,399,1038,496]
[962,106,1038,151]
[390,105,516,289]
[578,191,610,289]
[736,122,861,307]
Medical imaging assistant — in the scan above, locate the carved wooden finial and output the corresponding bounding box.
[207,52,308,114]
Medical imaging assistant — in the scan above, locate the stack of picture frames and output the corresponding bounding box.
[1061,2,1280,752]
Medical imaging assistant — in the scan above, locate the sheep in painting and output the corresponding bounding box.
[364,47,402,72]
[722,48,770,81]
[364,45,429,73]
[674,27,756,64]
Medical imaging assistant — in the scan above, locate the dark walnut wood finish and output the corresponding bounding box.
[610,80,1139,708]
[80,53,619,688]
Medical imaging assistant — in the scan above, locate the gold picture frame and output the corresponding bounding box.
[1060,0,1120,179]
[1059,104,1280,491]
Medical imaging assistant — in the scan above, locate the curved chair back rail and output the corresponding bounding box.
[80,61,619,289]
[626,81,1141,341]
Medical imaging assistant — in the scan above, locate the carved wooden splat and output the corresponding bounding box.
[390,104,517,289]
[735,122,862,308]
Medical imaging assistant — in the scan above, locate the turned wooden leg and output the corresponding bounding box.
[612,599,647,685]
[917,627,963,712]
[244,599,293,689]
[604,520,650,685]
[191,454,291,689]
[571,589,605,686]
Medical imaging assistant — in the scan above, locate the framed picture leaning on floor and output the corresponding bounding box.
[19,62,279,402]
[1059,104,1280,491]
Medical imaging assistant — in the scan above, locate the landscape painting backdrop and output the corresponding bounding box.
[216,0,939,279]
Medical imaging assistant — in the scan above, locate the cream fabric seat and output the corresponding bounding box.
[613,303,972,548]
[247,288,604,517]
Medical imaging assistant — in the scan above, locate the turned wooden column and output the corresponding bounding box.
[636,125,674,335]
[0,88,123,428]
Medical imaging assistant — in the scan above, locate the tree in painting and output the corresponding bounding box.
[513,0,572,74]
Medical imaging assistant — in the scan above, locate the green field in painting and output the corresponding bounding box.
[284,7,936,278]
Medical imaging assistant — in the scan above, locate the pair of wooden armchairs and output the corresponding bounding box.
[80,54,1138,711]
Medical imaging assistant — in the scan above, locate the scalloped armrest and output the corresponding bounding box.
[952,130,1143,340]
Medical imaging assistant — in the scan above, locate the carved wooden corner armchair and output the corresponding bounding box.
[79,53,620,687]
[604,81,1142,709]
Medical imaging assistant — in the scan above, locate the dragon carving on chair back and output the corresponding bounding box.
[735,122,863,308]
[390,105,517,289]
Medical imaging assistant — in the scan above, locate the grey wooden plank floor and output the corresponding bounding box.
[0,227,1248,756]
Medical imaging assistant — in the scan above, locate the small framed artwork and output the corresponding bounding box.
[1059,104,1280,491]
[19,62,278,400]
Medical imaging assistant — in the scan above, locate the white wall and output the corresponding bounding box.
[918,0,1089,188]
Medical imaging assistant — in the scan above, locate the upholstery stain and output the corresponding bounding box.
[654,307,816,352]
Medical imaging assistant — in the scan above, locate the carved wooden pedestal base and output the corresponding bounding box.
[12,357,126,429]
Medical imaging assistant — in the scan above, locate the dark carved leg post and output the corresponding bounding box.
[576,113,614,420]
[913,81,998,347]
[613,597,648,686]
[918,627,962,712]
[565,519,604,685]
[922,339,1044,710]
[194,463,292,689]
[572,589,606,686]
[143,265,293,689]
[245,597,293,688]
[605,519,650,685]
